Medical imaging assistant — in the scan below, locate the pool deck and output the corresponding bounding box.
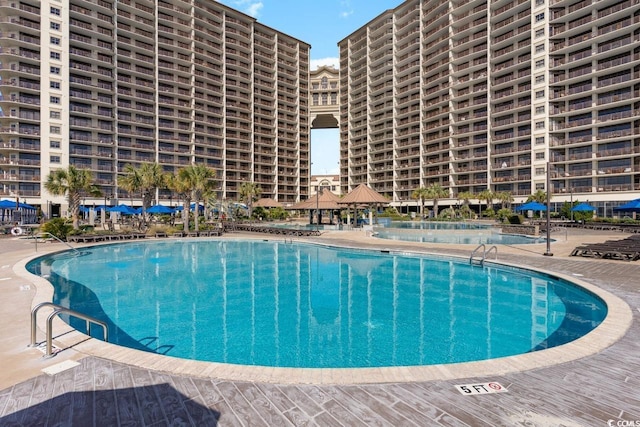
[1,227,639,426]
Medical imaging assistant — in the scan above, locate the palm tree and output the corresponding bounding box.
[239,182,262,218]
[120,163,166,219]
[457,190,475,219]
[411,187,430,219]
[529,189,547,204]
[166,172,191,231]
[44,165,102,230]
[477,189,494,218]
[182,164,216,232]
[426,183,449,218]
[496,191,514,209]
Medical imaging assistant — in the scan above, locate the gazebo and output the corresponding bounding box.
[253,198,283,209]
[338,184,389,226]
[289,189,342,225]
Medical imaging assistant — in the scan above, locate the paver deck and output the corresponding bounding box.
[1,227,639,426]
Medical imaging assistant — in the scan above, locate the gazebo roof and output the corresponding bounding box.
[339,184,389,205]
[254,198,283,208]
[289,190,341,210]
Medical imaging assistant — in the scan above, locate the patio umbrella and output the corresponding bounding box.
[614,199,640,212]
[0,200,16,209]
[515,201,547,211]
[571,202,596,212]
[17,201,36,210]
[108,204,136,214]
[147,204,174,214]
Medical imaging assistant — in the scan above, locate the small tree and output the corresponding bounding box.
[44,165,102,230]
[411,187,430,219]
[239,182,262,218]
[426,183,449,218]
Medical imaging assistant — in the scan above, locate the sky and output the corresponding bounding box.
[216,0,401,174]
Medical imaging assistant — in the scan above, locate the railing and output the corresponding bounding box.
[33,231,79,254]
[470,244,498,266]
[30,302,108,358]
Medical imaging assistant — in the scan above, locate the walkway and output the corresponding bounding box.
[1,228,639,426]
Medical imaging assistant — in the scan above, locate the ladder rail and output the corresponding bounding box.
[470,243,485,264]
[30,302,108,357]
[470,244,498,266]
[33,231,79,254]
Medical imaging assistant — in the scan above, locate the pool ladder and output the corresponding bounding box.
[470,244,498,266]
[30,302,108,358]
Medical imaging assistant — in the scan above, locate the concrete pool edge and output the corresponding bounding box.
[17,241,634,386]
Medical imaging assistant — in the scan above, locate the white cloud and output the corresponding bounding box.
[244,2,263,17]
[339,0,354,18]
[310,57,339,70]
[227,0,263,18]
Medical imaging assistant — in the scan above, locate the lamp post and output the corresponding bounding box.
[570,187,573,222]
[544,161,553,256]
[316,188,321,232]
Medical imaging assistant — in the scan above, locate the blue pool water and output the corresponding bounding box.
[27,240,606,368]
[375,221,547,245]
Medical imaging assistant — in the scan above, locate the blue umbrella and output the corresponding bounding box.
[108,204,136,214]
[147,204,174,214]
[614,198,640,212]
[515,201,547,212]
[0,200,16,209]
[17,202,36,210]
[571,202,596,212]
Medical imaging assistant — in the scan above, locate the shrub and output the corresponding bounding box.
[41,218,74,241]
[507,214,525,224]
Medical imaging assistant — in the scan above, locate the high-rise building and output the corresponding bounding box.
[0,0,310,216]
[339,0,640,212]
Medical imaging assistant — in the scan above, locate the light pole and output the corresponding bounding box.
[570,187,573,222]
[316,188,321,231]
[544,161,553,256]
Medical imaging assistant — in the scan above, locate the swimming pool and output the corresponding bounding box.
[375,221,547,244]
[27,240,606,368]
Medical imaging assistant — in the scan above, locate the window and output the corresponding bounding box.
[535,136,545,145]
[535,28,545,38]
[50,155,61,163]
[50,36,60,45]
[50,111,61,119]
[50,96,60,104]
[535,106,545,114]
[50,22,60,31]
[50,140,61,149]
[535,59,545,69]
[50,51,61,60]
[535,152,546,160]
[535,183,545,190]
[50,125,61,134]
[535,44,545,53]
[50,66,60,74]
[536,0,545,5]
[535,74,545,83]
[535,90,545,99]
[535,121,545,129]
[535,167,545,175]
[535,13,545,22]
[50,81,61,89]
[50,6,61,15]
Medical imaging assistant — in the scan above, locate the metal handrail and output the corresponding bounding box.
[470,244,498,266]
[30,302,108,357]
[470,243,485,265]
[33,231,79,254]
[485,245,498,262]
